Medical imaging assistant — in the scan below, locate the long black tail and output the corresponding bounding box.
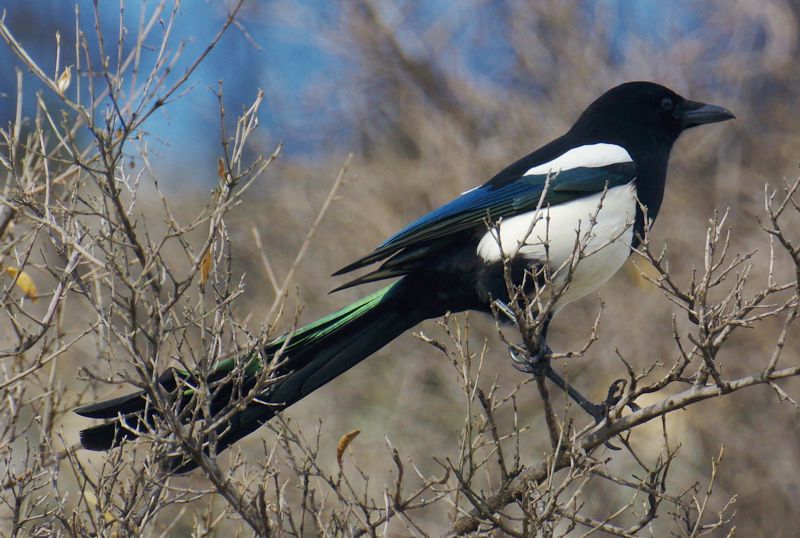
[76,278,436,472]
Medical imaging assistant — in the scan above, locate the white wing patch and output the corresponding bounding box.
[476,182,637,307]
[524,143,633,176]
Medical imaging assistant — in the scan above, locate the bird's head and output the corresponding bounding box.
[569,81,735,159]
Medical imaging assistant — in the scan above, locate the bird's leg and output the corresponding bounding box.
[510,346,627,450]
[497,302,636,436]
[498,305,552,369]
[542,368,627,422]
[509,346,624,422]
[507,311,554,374]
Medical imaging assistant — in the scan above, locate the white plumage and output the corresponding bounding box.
[524,143,633,176]
[477,144,637,308]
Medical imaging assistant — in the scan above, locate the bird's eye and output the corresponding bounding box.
[660,97,674,111]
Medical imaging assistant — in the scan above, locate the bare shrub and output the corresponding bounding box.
[1,2,798,537]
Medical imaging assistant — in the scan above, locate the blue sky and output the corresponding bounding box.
[0,1,745,183]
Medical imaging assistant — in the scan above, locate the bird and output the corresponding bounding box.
[76,81,734,472]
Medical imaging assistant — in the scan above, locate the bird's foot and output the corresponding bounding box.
[578,379,642,450]
[573,380,625,451]
[509,342,552,376]
[584,379,626,423]
[510,346,619,423]
[511,350,638,451]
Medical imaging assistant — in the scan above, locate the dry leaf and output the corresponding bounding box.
[199,249,213,287]
[83,489,98,507]
[5,266,38,302]
[57,65,72,94]
[625,258,659,289]
[217,157,226,180]
[336,429,360,467]
[82,489,115,524]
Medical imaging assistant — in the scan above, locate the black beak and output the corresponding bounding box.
[680,100,735,129]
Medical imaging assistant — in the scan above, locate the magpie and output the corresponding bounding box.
[76,82,734,471]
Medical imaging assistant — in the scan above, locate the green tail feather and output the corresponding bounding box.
[77,281,426,471]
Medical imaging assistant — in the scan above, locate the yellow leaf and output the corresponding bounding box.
[5,267,38,302]
[625,258,660,289]
[336,429,360,467]
[83,490,115,524]
[199,248,213,287]
[83,489,98,507]
[56,65,72,94]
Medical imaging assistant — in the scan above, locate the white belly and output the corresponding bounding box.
[476,182,637,308]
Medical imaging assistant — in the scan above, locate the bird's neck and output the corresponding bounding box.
[629,147,671,244]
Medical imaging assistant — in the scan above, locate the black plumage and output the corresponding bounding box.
[77,82,734,472]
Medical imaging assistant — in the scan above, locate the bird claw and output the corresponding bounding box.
[509,347,528,367]
[509,344,552,376]
[606,379,627,408]
[508,346,639,452]
[604,379,641,413]
[592,379,642,450]
[564,379,628,450]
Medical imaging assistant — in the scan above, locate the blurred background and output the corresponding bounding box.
[2,0,800,535]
